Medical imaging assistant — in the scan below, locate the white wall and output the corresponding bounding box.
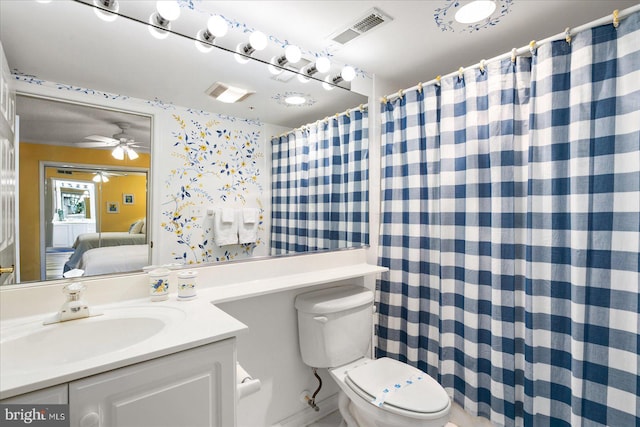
[217,277,373,426]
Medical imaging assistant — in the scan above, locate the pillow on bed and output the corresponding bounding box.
[130,219,144,234]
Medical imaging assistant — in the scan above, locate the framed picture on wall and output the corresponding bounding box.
[107,202,119,213]
[123,193,134,205]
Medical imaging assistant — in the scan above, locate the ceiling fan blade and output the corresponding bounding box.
[85,135,118,144]
[75,141,114,148]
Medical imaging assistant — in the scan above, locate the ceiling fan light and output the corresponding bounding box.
[93,174,109,183]
[127,147,139,160]
[112,145,125,160]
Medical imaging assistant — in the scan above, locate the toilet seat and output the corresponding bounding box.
[344,358,450,420]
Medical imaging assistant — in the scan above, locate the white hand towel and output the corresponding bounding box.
[221,208,235,223]
[243,208,256,224]
[238,208,258,244]
[214,209,238,246]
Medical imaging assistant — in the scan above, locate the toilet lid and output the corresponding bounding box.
[345,358,450,414]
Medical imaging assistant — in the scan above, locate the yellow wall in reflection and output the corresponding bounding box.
[19,142,149,282]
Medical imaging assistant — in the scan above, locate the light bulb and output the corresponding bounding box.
[156,0,180,22]
[195,35,214,53]
[284,45,301,64]
[235,43,251,64]
[268,59,283,75]
[316,57,331,73]
[297,67,310,83]
[93,0,119,22]
[249,31,267,51]
[322,76,335,91]
[112,145,124,160]
[127,147,139,160]
[149,21,170,39]
[341,65,356,82]
[207,15,228,37]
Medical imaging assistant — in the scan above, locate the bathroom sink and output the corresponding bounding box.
[0,306,186,372]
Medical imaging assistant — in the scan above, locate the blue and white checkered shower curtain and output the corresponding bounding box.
[271,109,369,254]
[377,12,639,427]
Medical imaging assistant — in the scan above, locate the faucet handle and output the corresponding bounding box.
[63,282,86,299]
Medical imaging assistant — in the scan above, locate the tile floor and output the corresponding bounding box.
[306,401,494,426]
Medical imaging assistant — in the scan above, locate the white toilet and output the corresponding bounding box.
[295,286,451,427]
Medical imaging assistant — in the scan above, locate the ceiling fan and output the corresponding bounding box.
[91,171,128,183]
[76,122,142,160]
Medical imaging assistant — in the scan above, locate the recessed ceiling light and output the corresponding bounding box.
[455,0,496,24]
[285,96,306,105]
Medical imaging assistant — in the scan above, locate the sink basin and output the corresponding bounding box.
[1,306,186,372]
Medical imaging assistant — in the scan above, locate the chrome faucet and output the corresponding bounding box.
[44,283,100,325]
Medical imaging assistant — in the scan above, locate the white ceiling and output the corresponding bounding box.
[1,0,638,147]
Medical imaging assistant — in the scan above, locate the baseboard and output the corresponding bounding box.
[272,393,340,427]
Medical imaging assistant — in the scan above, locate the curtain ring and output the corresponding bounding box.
[511,48,517,63]
[397,89,404,99]
[458,67,464,80]
[529,40,536,55]
[613,9,620,28]
[435,75,441,86]
[381,96,388,104]
[417,82,423,93]
[565,27,572,43]
[359,104,364,112]
[479,59,486,73]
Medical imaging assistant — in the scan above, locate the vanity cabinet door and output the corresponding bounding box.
[69,339,236,427]
[1,384,68,404]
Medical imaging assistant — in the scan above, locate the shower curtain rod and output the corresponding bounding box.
[382,3,640,103]
[274,103,368,139]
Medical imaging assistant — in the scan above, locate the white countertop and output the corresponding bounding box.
[0,297,248,399]
[0,249,388,400]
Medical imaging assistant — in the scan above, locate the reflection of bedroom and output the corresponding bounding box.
[18,142,149,281]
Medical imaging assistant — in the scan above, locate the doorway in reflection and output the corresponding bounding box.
[42,165,148,280]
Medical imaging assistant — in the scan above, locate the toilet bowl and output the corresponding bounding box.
[295,286,451,427]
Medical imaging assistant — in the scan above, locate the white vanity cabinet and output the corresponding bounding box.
[2,339,236,427]
[1,384,68,404]
[70,340,236,427]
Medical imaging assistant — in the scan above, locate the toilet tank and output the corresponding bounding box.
[295,286,374,368]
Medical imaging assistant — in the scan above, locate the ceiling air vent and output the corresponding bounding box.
[330,7,393,45]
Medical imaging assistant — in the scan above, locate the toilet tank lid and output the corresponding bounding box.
[295,286,373,314]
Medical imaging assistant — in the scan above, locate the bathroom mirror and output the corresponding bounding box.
[0,0,369,284]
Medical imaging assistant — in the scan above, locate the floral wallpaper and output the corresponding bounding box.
[161,113,267,265]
